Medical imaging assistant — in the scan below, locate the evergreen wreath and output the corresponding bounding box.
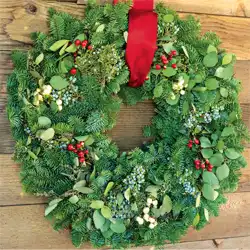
[7,2,249,249]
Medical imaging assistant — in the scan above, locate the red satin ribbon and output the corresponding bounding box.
[114,0,158,88]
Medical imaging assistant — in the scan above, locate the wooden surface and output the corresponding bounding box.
[0,0,250,249]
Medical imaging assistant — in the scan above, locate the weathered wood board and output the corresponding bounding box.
[0,0,250,249]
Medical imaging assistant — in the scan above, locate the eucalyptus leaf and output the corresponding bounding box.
[215,65,234,79]
[160,195,172,214]
[102,229,114,238]
[222,53,233,65]
[40,128,55,141]
[225,148,240,159]
[166,94,180,106]
[50,76,69,90]
[110,220,126,234]
[200,137,212,148]
[73,180,86,189]
[49,40,69,51]
[38,116,51,128]
[74,33,86,41]
[221,127,234,137]
[202,184,219,201]
[124,188,131,201]
[163,67,176,77]
[217,140,224,151]
[30,70,42,79]
[90,200,104,209]
[202,171,220,189]
[163,14,174,23]
[162,42,174,54]
[193,213,200,227]
[209,153,224,167]
[117,193,124,206]
[201,148,213,158]
[69,195,79,204]
[101,206,112,219]
[75,135,89,142]
[93,210,105,229]
[85,136,95,146]
[74,186,94,194]
[154,85,163,98]
[205,78,219,90]
[216,164,230,181]
[65,43,77,53]
[104,182,114,197]
[35,53,44,65]
[203,52,218,68]
[100,220,111,232]
[220,87,228,97]
[207,45,217,54]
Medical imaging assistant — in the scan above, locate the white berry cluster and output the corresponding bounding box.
[136,198,158,229]
[33,85,52,106]
[172,76,188,96]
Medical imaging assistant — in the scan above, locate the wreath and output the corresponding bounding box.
[7,1,249,249]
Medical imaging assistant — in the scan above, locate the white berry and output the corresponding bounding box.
[152,200,158,207]
[56,99,63,105]
[149,223,155,229]
[149,217,155,223]
[147,198,153,204]
[143,207,150,214]
[143,214,149,222]
[180,90,186,95]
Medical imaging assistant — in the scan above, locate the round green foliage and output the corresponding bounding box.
[6,2,248,249]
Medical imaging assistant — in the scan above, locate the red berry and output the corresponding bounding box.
[74,39,81,46]
[207,168,212,172]
[168,55,173,61]
[76,143,82,150]
[162,59,168,65]
[67,144,74,151]
[73,149,78,153]
[145,76,149,80]
[79,157,85,163]
[81,40,87,48]
[208,164,214,169]
[78,151,84,158]
[163,66,167,69]
[161,55,167,61]
[194,159,200,165]
[171,50,177,56]
[79,141,84,146]
[84,149,89,155]
[70,68,77,75]
[194,138,200,145]
[87,45,93,50]
[189,140,193,144]
[171,64,177,69]
[205,159,210,165]
[195,165,200,170]
[188,143,192,149]
[201,163,206,169]
[155,64,161,70]
[73,52,78,57]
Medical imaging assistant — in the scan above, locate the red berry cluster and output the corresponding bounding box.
[67,141,89,163]
[187,138,200,149]
[155,50,177,70]
[194,159,214,172]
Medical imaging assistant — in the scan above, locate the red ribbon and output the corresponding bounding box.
[114,0,158,88]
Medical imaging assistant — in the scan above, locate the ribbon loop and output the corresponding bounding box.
[114,0,158,88]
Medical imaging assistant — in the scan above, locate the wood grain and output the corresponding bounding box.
[1,0,250,59]
[0,192,250,249]
[77,0,250,17]
[0,150,249,206]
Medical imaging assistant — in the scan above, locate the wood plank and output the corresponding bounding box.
[0,192,249,249]
[1,1,250,59]
[77,0,250,18]
[0,150,249,205]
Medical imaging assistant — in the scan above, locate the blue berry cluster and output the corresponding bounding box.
[58,143,67,151]
[24,127,32,135]
[183,181,196,195]
[184,114,196,129]
[204,113,212,123]
[52,90,59,101]
[107,194,133,220]
[123,165,146,194]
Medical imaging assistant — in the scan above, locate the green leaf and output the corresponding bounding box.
[38,116,51,128]
[89,165,96,181]
[30,70,42,79]
[181,45,189,58]
[124,188,131,201]
[90,200,104,209]
[202,171,220,189]
[229,111,237,122]
[200,137,212,148]
[162,42,175,54]
[50,76,69,90]
[205,78,219,90]
[73,180,86,189]
[217,140,225,151]
[166,94,180,106]
[28,150,38,160]
[65,43,77,53]
[69,195,79,204]
[49,198,63,206]
[194,74,203,83]
[225,148,240,159]
[207,45,217,54]
[35,53,44,65]
[221,127,234,137]
[110,220,126,234]
[216,164,230,181]
[222,53,233,65]
[204,208,209,222]
[104,182,114,197]
[74,186,94,194]
[117,193,124,206]
[201,148,213,158]
[202,184,219,201]
[74,135,89,142]
[209,153,224,167]
[100,220,111,233]
[123,31,128,43]
[195,193,201,208]
[40,128,55,141]
[182,100,189,115]
[145,185,160,198]
[163,67,176,77]
[193,213,200,227]
[160,195,172,214]
[215,65,234,79]
[203,52,218,68]
[45,198,63,216]
[85,136,95,146]
[220,87,229,97]
[86,217,92,230]
[153,85,163,98]
[187,80,196,90]
[59,42,69,56]
[74,33,86,41]
[49,40,69,51]
[131,203,138,212]
[101,206,112,219]
[96,24,105,32]
[93,210,105,229]
[102,229,114,238]
[163,14,174,23]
